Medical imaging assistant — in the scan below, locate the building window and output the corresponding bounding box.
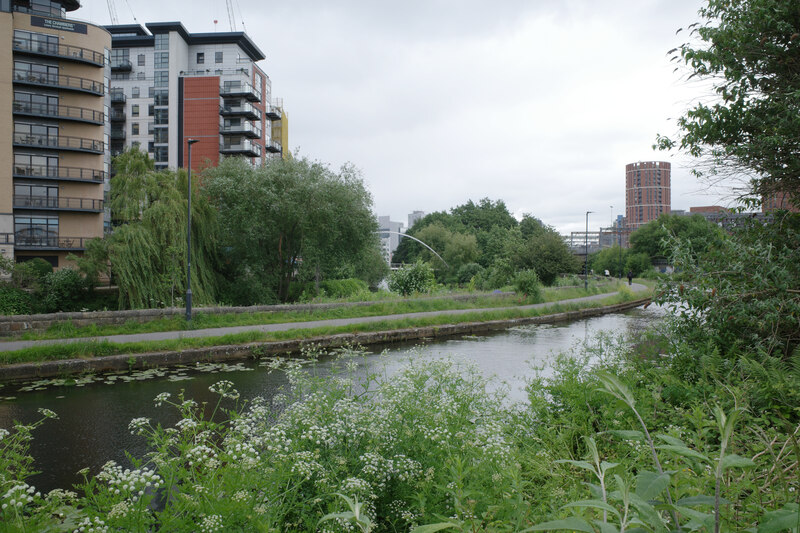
[131,104,139,117]
[148,86,155,98]
[154,109,168,125]
[148,105,154,117]
[14,153,58,176]
[131,123,139,135]
[154,71,169,87]
[154,52,169,69]
[197,52,204,64]
[138,54,145,66]
[154,128,168,143]
[132,87,140,98]
[154,146,168,162]
[137,72,145,80]
[154,90,168,106]
[154,33,168,50]
[215,51,223,63]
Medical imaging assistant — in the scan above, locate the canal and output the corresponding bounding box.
[0,305,663,493]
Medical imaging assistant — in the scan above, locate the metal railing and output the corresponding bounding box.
[13,195,104,211]
[13,68,104,95]
[13,132,105,153]
[219,101,258,117]
[266,105,282,119]
[110,59,132,71]
[220,139,262,156]
[109,109,126,121]
[220,81,262,101]
[13,235,89,250]
[110,92,126,104]
[13,164,106,183]
[220,121,262,137]
[265,139,282,153]
[12,37,105,66]
[110,130,126,140]
[13,100,104,123]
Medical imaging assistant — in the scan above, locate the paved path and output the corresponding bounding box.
[0,283,649,352]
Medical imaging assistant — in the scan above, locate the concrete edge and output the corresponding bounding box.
[0,298,652,382]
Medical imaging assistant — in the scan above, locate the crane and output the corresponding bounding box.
[107,0,119,24]
[225,0,237,31]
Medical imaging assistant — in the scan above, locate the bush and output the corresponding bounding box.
[289,278,369,302]
[38,268,88,313]
[514,269,542,301]
[0,284,33,315]
[11,258,53,289]
[388,261,435,296]
[456,262,484,285]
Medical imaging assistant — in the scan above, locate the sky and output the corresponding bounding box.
[79,0,737,234]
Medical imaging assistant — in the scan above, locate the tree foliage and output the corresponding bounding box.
[629,214,725,259]
[203,157,380,303]
[108,147,218,309]
[388,260,436,296]
[656,0,800,205]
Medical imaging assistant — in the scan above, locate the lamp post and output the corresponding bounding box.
[585,210,593,291]
[186,139,199,322]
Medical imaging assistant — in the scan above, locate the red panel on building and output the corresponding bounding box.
[183,76,221,171]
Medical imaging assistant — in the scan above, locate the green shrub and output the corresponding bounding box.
[514,269,542,301]
[388,261,435,296]
[11,258,53,289]
[456,262,484,284]
[0,284,33,315]
[290,278,369,301]
[38,268,88,313]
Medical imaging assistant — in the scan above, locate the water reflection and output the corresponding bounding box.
[0,306,664,492]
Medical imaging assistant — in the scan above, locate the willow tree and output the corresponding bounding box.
[202,156,380,303]
[108,147,218,309]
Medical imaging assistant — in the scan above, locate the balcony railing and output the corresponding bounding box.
[12,38,105,67]
[220,139,262,157]
[110,130,126,141]
[13,133,104,154]
[13,68,104,95]
[266,105,282,120]
[265,139,282,153]
[110,92,126,104]
[110,59,133,71]
[220,121,262,138]
[220,81,261,102]
[13,100,104,124]
[13,164,106,183]
[13,234,89,250]
[219,101,259,119]
[109,109,126,121]
[13,195,104,212]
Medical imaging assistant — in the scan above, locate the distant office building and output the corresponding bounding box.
[2,0,110,267]
[105,22,287,171]
[378,215,404,263]
[625,161,670,230]
[408,210,425,229]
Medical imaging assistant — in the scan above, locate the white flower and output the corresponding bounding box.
[153,392,171,406]
[37,408,58,419]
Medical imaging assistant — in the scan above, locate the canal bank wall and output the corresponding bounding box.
[0,298,650,381]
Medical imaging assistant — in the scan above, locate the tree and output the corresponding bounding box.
[506,225,580,286]
[656,0,800,206]
[108,147,218,308]
[629,214,725,260]
[203,157,380,303]
[590,245,629,278]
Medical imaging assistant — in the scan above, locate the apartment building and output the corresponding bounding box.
[625,161,671,230]
[105,22,287,172]
[1,0,110,268]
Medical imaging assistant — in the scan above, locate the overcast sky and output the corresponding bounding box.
[81,0,736,233]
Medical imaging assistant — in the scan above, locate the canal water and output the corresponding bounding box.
[0,306,664,492]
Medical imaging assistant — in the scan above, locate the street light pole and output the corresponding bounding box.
[186,139,199,322]
[585,210,593,291]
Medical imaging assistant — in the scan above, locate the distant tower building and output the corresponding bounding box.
[408,210,425,229]
[378,215,404,264]
[625,161,670,230]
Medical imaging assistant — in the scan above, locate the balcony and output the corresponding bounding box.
[13,234,90,251]
[220,139,262,157]
[13,100,104,125]
[266,105,282,120]
[110,92,126,105]
[220,121,261,138]
[110,59,133,71]
[12,38,104,67]
[13,195,104,212]
[109,109,126,122]
[220,81,261,102]
[265,139,282,153]
[13,164,106,183]
[13,68,104,96]
[13,133,104,154]
[110,129,126,141]
[219,101,259,120]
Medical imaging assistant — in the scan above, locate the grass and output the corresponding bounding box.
[14,282,625,341]
[0,289,645,366]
